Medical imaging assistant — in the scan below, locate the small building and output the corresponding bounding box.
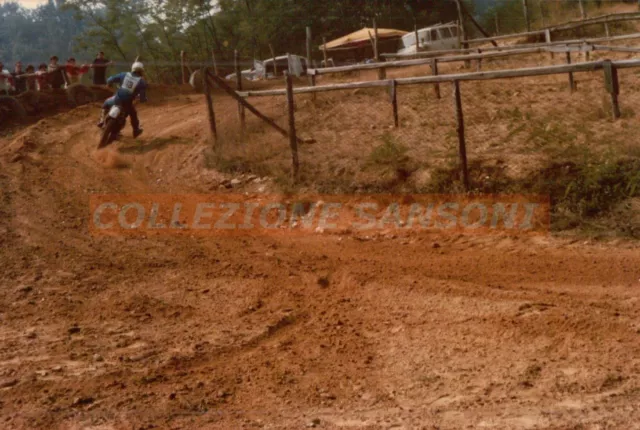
[319,27,408,65]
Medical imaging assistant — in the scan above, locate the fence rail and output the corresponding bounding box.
[239,59,639,98]
[382,31,640,60]
[206,56,637,189]
[309,44,601,77]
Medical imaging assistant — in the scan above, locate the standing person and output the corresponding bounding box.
[48,56,67,89]
[35,63,50,91]
[11,61,27,94]
[24,65,37,91]
[0,61,14,95]
[91,52,112,85]
[64,57,90,84]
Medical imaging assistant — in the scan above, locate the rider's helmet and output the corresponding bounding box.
[131,62,144,74]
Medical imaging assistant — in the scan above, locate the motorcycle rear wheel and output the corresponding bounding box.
[98,118,119,149]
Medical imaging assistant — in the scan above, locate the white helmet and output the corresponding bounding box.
[131,62,144,73]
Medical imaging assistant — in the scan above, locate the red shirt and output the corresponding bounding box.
[65,64,90,77]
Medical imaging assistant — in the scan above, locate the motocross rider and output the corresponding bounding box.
[98,61,147,138]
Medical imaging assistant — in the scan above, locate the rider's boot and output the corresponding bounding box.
[133,128,144,139]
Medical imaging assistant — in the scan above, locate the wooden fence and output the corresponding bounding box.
[203,59,638,188]
[382,31,640,60]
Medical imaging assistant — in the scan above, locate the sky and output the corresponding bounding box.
[2,0,48,8]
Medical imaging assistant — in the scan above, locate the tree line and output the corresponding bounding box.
[1,0,637,83]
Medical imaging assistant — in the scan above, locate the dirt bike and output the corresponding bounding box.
[97,103,128,149]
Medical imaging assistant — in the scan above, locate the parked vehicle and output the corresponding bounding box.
[397,22,460,55]
[225,55,308,81]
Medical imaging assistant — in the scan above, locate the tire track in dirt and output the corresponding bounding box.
[0,93,639,429]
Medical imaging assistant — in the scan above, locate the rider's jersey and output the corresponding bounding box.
[107,72,147,103]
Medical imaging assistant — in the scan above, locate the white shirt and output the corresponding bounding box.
[0,69,13,92]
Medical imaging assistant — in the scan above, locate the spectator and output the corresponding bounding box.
[91,52,112,85]
[36,63,50,91]
[65,57,90,85]
[11,61,27,94]
[25,65,37,91]
[0,61,14,95]
[48,56,67,89]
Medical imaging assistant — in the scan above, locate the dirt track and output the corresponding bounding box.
[0,91,639,430]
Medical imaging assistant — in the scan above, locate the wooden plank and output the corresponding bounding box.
[240,60,617,98]
[239,79,392,97]
[453,80,470,192]
[285,73,300,179]
[209,74,305,145]
[203,68,217,142]
[312,46,551,75]
[547,12,640,32]
[382,32,640,59]
[603,60,621,119]
[593,44,640,53]
[468,29,545,45]
[234,50,246,129]
[390,80,399,128]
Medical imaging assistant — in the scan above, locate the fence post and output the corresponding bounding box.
[234,50,246,130]
[566,51,576,92]
[476,49,482,72]
[494,12,500,35]
[322,37,328,68]
[269,44,278,77]
[414,24,420,54]
[285,73,299,180]
[603,59,621,119]
[453,80,470,192]
[454,0,470,68]
[431,59,441,99]
[538,0,546,28]
[545,29,554,60]
[211,50,219,76]
[579,0,586,19]
[390,79,399,128]
[374,19,386,80]
[202,68,217,143]
[306,26,316,89]
[604,22,610,38]
[522,0,530,32]
[180,51,187,84]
